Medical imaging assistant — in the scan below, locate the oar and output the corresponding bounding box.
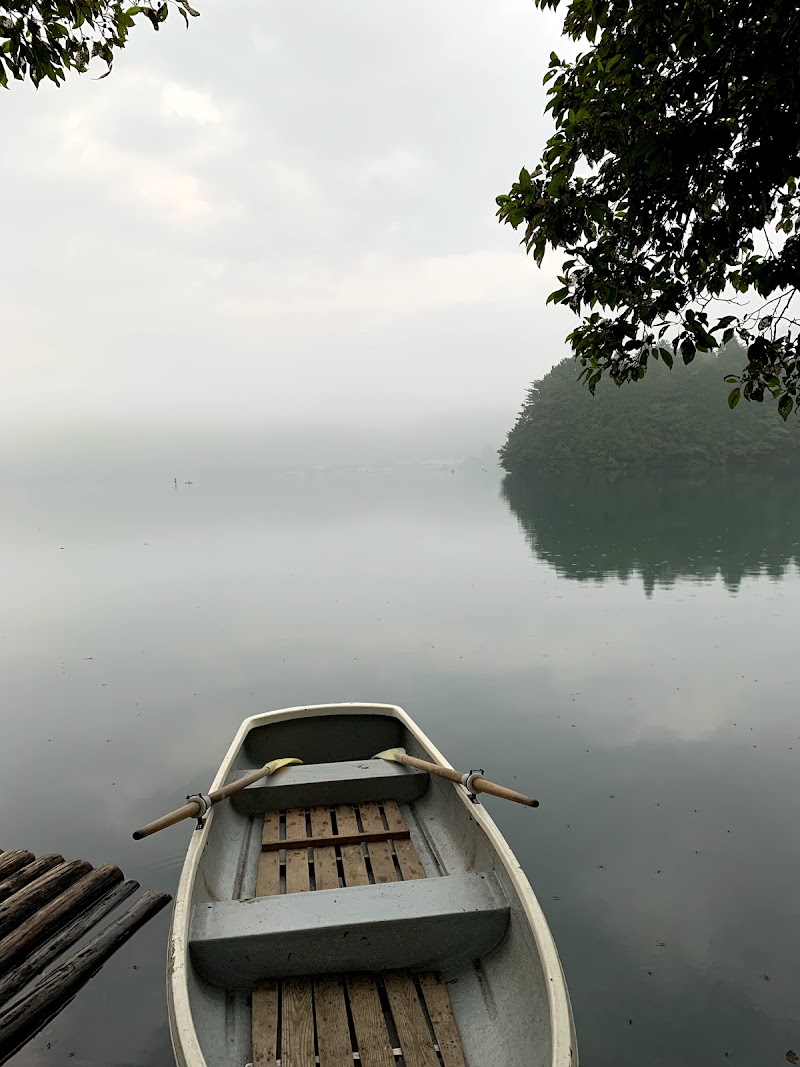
[132,758,302,840]
[375,748,539,808]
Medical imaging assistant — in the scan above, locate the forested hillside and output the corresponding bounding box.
[500,345,800,475]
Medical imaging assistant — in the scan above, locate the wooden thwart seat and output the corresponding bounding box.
[191,871,507,984]
[252,971,466,1067]
[231,759,429,816]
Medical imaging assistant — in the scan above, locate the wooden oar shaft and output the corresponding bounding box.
[132,762,289,840]
[132,799,203,840]
[209,763,283,803]
[396,753,539,807]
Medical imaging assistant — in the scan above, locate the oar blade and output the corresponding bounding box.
[373,747,407,763]
[265,757,303,774]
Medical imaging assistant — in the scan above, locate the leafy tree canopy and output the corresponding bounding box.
[0,0,198,88]
[497,1,800,418]
[500,343,800,475]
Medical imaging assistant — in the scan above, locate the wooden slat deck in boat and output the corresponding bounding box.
[250,800,466,1067]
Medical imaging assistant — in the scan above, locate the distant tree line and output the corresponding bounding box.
[500,343,800,476]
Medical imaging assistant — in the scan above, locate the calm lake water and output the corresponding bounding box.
[2,465,799,1066]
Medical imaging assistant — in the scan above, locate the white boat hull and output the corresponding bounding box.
[167,703,578,1066]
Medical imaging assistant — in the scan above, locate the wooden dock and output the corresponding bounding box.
[0,846,171,1064]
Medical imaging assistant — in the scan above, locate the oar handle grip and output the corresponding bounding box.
[133,799,203,840]
[470,777,539,807]
[397,754,539,808]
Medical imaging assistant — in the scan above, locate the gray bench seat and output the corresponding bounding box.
[229,758,428,814]
[189,873,509,987]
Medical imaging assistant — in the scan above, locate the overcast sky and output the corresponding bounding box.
[2,0,575,439]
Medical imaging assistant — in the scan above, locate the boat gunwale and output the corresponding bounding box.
[167,701,577,1067]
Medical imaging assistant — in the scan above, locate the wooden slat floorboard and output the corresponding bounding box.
[251,979,279,1067]
[418,972,467,1067]
[383,972,439,1067]
[383,801,427,881]
[256,810,281,897]
[282,977,315,1067]
[335,807,369,887]
[310,807,339,892]
[285,810,310,895]
[346,975,395,1067]
[359,804,397,884]
[313,977,352,1067]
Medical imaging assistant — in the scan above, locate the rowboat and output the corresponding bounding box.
[165,703,577,1066]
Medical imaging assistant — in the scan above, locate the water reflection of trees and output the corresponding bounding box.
[502,474,800,596]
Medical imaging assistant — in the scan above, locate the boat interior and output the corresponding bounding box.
[182,710,557,1067]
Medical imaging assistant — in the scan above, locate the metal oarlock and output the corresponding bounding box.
[461,769,485,803]
[186,793,212,828]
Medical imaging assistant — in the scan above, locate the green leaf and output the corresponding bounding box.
[680,339,695,364]
[661,348,673,370]
[728,387,741,409]
[778,394,793,420]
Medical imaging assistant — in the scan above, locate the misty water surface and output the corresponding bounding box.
[1,464,799,1066]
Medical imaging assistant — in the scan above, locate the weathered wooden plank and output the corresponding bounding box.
[0,880,139,1006]
[418,972,467,1067]
[251,979,279,1067]
[383,972,438,1067]
[0,864,123,975]
[256,810,281,897]
[281,977,315,1067]
[0,855,64,904]
[383,801,427,881]
[0,853,34,882]
[346,975,395,1067]
[0,860,92,939]
[284,809,307,841]
[261,827,410,853]
[310,808,339,892]
[359,804,397,884]
[336,807,369,887]
[285,810,310,895]
[0,890,170,1063]
[314,977,352,1066]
